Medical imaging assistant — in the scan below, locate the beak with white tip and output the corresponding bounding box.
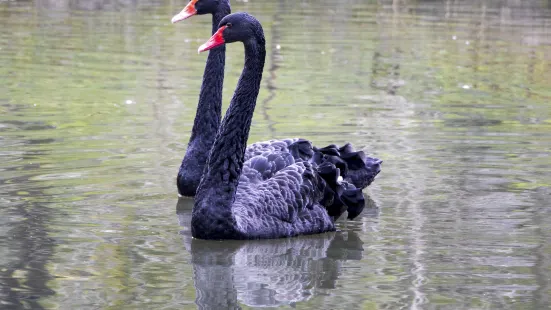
[198,25,227,53]
[171,0,198,24]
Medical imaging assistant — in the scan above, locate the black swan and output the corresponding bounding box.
[192,12,373,239]
[172,0,382,197]
[172,0,231,196]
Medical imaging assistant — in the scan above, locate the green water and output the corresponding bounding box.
[1,0,551,309]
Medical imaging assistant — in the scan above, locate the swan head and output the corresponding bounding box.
[171,0,231,24]
[198,12,264,53]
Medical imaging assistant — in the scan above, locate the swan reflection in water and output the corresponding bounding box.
[176,195,377,309]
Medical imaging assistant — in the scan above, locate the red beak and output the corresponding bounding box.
[198,26,227,53]
[171,0,198,24]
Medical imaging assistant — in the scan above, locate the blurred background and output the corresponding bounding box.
[1,0,550,309]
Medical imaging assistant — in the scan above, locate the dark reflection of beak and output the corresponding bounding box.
[175,197,368,308]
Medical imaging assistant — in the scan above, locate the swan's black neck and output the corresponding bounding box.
[177,8,230,196]
[189,10,229,145]
[194,35,266,237]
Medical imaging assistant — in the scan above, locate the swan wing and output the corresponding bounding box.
[245,139,382,190]
[242,138,315,182]
[244,138,299,161]
[314,143,382,189]
[233,161,334,238]
[241,152,295,184]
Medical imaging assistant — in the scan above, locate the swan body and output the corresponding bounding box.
[173,1,381,197]
[195,160,335,239]
[193,12,372,240]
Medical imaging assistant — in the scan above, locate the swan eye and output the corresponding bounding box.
[226,23,232,28]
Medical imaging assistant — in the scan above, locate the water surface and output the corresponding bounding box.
[1,0,551,309]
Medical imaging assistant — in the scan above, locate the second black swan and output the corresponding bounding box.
[192,12,372,239]
[173,0,230,196]
[172,0,382,197]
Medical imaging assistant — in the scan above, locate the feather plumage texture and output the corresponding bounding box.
[244,138,382,189]
[192,13,380,239]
